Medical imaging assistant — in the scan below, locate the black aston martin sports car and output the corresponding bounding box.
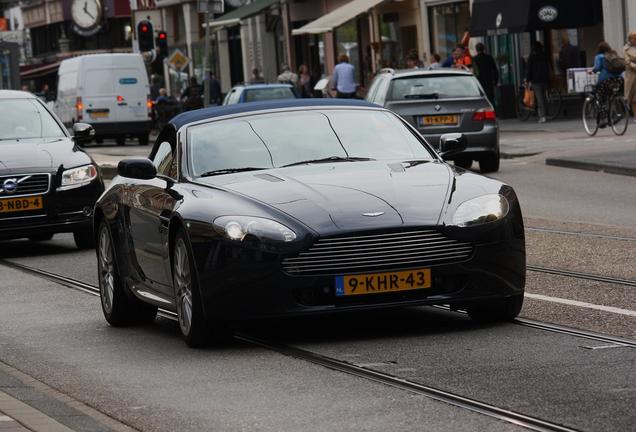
[0,90,104,248]
[94,99,525,347]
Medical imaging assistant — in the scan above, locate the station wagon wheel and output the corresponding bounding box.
[97,220,157,326]
[172,230,224,347]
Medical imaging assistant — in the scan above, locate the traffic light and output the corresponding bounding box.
[156,31,168,57]
[137,20,154,52]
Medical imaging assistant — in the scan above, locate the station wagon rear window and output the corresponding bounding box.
[389,75,483,100]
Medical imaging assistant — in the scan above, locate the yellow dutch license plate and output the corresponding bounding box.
[421,115,459,126]
[0,196,44,213]
[335,268,431,296]
[89,110,109,119]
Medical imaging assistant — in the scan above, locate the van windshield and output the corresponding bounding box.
[0,99,65,140]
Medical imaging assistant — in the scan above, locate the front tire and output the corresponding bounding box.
[582,97,599,136]
[466,294,524,323]
[73,227,95,249]
[479,153,500,173]
[173,230,227,347]
[97,221,157,326]
[609,96,629,136]
[116,136,126,146]
[138,134,149,146]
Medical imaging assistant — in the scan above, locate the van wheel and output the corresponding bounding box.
[138,134,149,146]
[116,136,126,146]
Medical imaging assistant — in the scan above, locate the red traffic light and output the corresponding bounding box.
[158,32,167,40]
[140,24,149,33]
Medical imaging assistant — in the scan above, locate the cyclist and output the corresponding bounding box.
[593,42,624,125]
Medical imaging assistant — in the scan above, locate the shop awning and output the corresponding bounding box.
[292,0,385,35]
[20,61,60,80]
[205,0,280,29]
[470,0,603,36]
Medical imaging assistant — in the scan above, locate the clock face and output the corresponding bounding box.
[71,0,102,30]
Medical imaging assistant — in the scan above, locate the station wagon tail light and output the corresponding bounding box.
[472,109,496,121]
[117,95,125,103]
[75,97,83,121]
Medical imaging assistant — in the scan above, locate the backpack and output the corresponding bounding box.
[604,53,626,73]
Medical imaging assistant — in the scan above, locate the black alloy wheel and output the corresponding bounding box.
[73,227,96,249]
[465,294,524,323]
[173,229,228,347]
[97,220,157,326]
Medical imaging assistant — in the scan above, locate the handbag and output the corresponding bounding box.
[523,86,535,107]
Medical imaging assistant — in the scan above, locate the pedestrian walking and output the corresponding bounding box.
[207,73,222,106]
[405,49,420,69]
[180,76,204,111]
[331,54,357,98]
[473,43,499,105]
[593,42,624,123]
[428,53,442,70]
[277,65,298,86]
[297,64,312,98]
[624,31,636,122]
[526,42,551,123]
[453,45,472,70]
[557,37,580,75]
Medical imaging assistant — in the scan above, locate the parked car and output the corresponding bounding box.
[0,90,104,249]
[94,99,525,347]
[222,83,297,105]
[55,53,153,146]
[366,68,500,173]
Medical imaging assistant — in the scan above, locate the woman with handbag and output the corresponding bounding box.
[624,31,636,122]
[526,42,550,123]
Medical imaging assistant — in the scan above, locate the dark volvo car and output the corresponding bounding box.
[366,68,500,173]
[0,91,104,248]
[94,99,525,347]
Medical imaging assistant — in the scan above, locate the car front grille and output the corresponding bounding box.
[0,174,50,198]
[282,229,474,276]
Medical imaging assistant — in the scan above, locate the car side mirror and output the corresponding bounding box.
[72,123,95,143]
[118,158,157,180]
[438,133,467,158]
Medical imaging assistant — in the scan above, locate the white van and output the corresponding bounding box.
[55,54,152,146]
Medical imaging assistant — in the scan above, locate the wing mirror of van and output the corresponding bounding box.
[72,123,95,144]
[118,158,157,180]
[438,133,467,158]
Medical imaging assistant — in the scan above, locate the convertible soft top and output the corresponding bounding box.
[169,98,378,129]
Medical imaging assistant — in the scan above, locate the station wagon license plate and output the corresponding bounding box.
[335,268,431,296]
[419,115,459,126]
[0,196,43,213]
[89,110,109,119]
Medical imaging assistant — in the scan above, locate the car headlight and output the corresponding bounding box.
[213,216,297,243]
[58,164,98,191]
[452,194,509,227]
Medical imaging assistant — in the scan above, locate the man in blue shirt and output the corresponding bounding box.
[331,54,358,98]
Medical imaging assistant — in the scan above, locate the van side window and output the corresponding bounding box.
[153,142,177,179]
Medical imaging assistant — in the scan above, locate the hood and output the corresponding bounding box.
[198,161,452,234]
[0,138,91,173]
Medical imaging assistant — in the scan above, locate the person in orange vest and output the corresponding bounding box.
[453,44,473,70]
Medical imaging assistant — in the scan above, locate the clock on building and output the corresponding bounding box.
[71,0,103,35]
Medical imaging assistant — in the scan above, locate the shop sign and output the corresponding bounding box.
[538,6,558,22]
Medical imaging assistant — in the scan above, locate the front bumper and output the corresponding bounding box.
[0,179,104,240]
[189,220,525,321]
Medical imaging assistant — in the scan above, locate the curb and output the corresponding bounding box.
[545,158,636,177]
[99,165,117,181]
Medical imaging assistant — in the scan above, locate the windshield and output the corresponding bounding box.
[0,99,66,140]
[187,110,433,176]
[389,75,482,100]
[244,87,295,102]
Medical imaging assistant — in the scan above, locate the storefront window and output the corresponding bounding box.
[428,1,470,60]
[379,15,401,68]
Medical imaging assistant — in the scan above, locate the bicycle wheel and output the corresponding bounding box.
[582,96,600,136]
[609,95,629,136]
[545,88,562,120]
[516,93,532,121]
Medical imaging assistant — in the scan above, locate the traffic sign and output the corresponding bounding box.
[167,49,190,71]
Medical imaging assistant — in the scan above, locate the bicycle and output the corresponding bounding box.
[517,84,562,121]
[582,82,630,136]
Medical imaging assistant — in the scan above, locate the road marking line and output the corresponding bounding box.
[525,293,636,317]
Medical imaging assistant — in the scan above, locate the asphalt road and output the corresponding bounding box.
[1,137,636,431]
